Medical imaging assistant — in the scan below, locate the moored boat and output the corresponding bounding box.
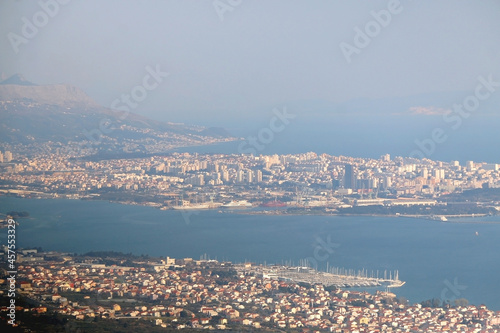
[221,200,252,208]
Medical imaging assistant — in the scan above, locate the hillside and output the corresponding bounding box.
[0,74,235,156]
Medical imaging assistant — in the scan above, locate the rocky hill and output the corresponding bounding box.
[0,74,234,156]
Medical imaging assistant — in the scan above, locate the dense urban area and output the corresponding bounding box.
[1,248,500,332]
[1,149,500,217]
[2,149,500,331]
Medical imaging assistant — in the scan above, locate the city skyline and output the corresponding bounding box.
[2,149,499,215]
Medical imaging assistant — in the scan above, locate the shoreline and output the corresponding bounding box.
[2,194,500,223]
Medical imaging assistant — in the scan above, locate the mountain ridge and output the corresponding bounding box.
[0,74,37,86]
[0,74,235,156]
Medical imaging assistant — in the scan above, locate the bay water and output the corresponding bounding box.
[1,196,499,310]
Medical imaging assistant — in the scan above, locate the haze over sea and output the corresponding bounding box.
[175,112,500,165]
[2,196,500,310]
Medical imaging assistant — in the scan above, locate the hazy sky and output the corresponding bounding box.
[1,0,500,127]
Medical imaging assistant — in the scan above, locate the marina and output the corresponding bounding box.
[236,264,405,289]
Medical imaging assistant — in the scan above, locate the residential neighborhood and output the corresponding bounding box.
[1,249,500,332]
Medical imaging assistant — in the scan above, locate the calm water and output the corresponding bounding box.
[1,197,499,310]
[181,114,500,164]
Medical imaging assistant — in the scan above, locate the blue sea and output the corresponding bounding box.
[184,113,500,164]
[1,197,499,310]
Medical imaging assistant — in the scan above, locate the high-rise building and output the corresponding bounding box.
[247,170,254,184]
[186,174,205,186]
[4,151,12,162]
[0,152,3,163]
[256,170,263,183]
[236,170,244,183]
[433,169,445,180]
[482,164,499,171]
[344,164,356,189]
[369,178,378,189]
[383,176,392,190]
[194,174,204,186]
[421,168,428,178]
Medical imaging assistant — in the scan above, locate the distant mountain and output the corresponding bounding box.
[0,74,235,156]
[0,83,99,109]
[0,74,37,86]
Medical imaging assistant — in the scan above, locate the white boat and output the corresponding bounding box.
[431,215,448,222]
[172,200,211,210]
[387,280,406,288]
[221,200,252,208]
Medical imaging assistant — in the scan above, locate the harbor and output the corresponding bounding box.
[236,263,405,289]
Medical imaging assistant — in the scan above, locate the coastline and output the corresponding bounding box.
[166,137,242,154]
[2,193,499,223]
